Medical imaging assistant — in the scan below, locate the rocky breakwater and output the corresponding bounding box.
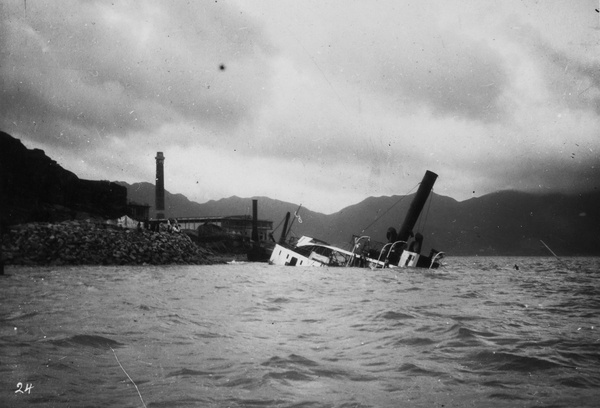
[2,220,217,265]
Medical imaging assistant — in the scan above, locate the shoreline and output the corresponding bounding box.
[1,220,240,266]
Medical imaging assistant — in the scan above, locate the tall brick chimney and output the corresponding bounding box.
[155,152,165,219]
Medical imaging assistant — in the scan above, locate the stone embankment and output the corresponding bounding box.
[1,220,218,266]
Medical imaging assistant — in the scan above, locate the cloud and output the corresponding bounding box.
[1,0,274,147]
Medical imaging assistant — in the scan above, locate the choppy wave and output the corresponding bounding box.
[48,334,124,349]
[1,257,599,407]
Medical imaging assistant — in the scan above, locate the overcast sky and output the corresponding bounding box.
[2,0,599,214]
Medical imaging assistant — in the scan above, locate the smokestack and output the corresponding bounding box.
[396,170,438,243]
[251,199,259,244]
[155,152,165,219]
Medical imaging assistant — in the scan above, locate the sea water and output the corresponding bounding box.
[1,257,599,407]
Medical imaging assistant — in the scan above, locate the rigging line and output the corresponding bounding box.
[360,182,419,234]
[271,216,286,235]
[539,240,569,270]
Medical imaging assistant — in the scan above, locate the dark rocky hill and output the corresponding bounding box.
[0,131,126,226]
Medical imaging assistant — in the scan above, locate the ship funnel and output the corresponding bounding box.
[252,199,259,244]
[396,170,438,244]
[155,152,165,219]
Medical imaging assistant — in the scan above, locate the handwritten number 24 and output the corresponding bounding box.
[15,382,34,394]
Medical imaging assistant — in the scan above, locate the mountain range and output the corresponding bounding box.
[117,181,600,257]
[1,130,597,257]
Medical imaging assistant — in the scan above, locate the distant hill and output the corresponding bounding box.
[117,181,600,256]
[434,190,600,256]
